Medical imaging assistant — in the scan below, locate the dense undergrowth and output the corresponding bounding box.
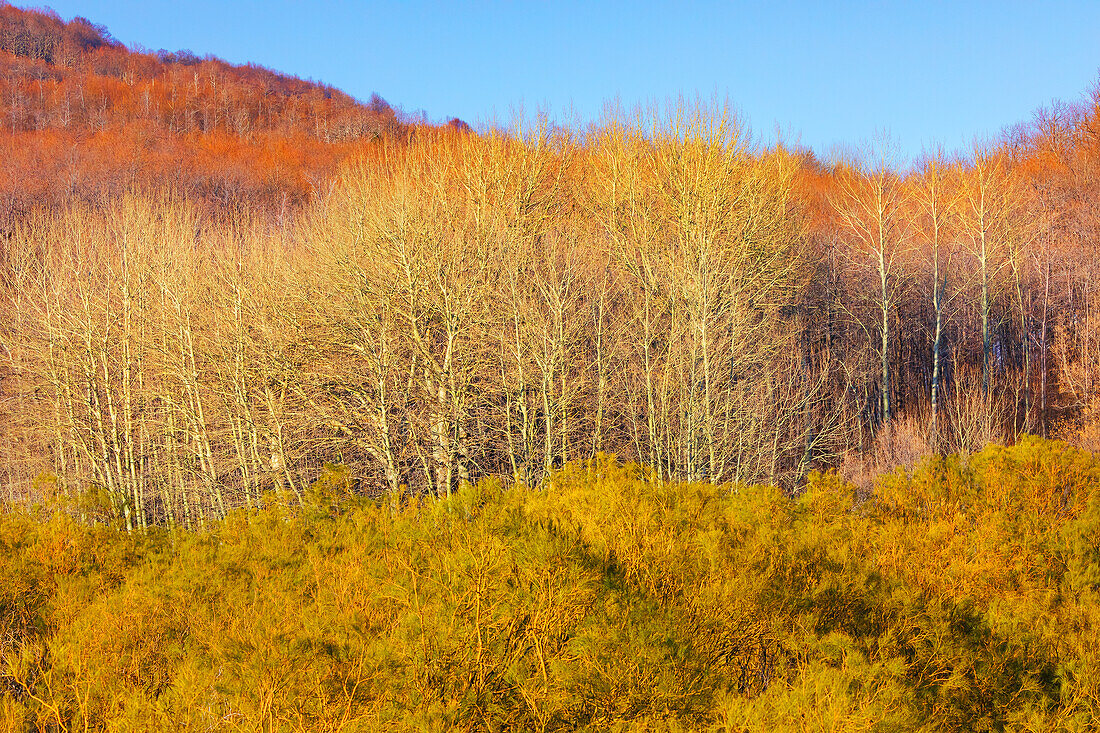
[2,436,1099,731]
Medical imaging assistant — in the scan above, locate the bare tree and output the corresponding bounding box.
[830,139,911,431]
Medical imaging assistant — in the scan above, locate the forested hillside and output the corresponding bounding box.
[0,2,412,225]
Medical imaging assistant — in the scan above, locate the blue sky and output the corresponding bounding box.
[17,1,1100,162]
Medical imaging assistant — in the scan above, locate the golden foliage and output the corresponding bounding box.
[2,441,1098,729]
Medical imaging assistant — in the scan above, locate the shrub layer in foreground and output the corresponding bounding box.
[3,437,1100,731]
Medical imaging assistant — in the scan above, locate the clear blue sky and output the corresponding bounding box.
[17,1,1100,161]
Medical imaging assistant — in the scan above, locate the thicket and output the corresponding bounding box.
[1,437,1097,730]
[4,10,1100,523]
[0,111,826,525]
[5,92,1100,522]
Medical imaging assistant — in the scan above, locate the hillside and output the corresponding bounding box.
[0,3,415,225]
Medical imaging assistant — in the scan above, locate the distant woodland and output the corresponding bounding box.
[0,3,412,227]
